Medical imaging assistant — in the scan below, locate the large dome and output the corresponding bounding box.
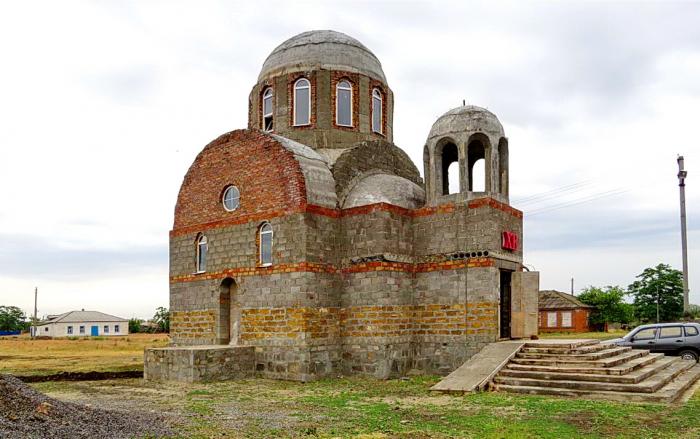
[258,30,386,83]
[427,105,504,142]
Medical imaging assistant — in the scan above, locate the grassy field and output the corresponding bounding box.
[7,333,700,437]
[33,375,700,438]
[0,333,169,376]
[539,330,628,340]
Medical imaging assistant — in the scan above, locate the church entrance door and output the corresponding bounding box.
[499,270,512,339]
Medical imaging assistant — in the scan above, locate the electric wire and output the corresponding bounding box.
[525,188,629,216]
[512,180,592,205]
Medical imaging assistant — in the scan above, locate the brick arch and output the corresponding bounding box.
[173,130,308,231]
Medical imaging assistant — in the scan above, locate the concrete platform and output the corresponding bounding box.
[430,340,525,393]
[144,345,255,383]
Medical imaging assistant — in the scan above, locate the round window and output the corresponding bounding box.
[222,185,240,211]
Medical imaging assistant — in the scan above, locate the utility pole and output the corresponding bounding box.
[677,156,689,315]
[32,287,38,339]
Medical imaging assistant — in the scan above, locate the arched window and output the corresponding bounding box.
[336,80,352,127]
[468,139,487,192]
[262,87,273,132]
[440,142,459,195]
[471,159,485,192]
[372,88,383,134]
[293,78,311,126]
[259,222,273,266]
[222,185,240,211]
[195,234,208,273]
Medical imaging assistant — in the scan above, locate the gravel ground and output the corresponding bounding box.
[0,374,173,438]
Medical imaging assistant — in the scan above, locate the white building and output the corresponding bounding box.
[34,310,128,337]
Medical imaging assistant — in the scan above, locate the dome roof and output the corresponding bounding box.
[343,174,425,210]
[427,105,504,142]
[258,30,386,83]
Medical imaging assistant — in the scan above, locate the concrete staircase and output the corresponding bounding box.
[491,340,700,403]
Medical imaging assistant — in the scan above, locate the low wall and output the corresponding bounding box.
[144,346,254,382]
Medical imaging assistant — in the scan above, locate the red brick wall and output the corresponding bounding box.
[539,308,591,333]
[173,130,307,231]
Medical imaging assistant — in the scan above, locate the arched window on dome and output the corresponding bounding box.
[336,80,353,127]
[195,234,208,273]
[293,78,311,126]
[258,222,273,266]
[372,88,383,134]
[262,87,273,132]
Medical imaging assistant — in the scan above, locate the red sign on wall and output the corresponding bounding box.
[502,231,519,251]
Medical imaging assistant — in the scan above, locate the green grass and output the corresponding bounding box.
[33,375,700,438]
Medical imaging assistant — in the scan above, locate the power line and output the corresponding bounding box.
[526,188,628,216]
[517,182,594,207]
[512,180,592,204]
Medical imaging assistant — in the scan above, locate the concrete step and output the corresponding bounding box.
[494,358,694,393]
[499,355,678,384]
[523,340,599,350]
[652,363,700,403]
[504,352,663,376]
[494,362,700,403]
[510,349,648,368]
[516,346,631,361]
[520,343,612,355]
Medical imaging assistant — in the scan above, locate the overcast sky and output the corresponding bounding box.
[1,1,698,319]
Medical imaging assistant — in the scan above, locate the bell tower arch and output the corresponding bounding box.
[424,105,509,206]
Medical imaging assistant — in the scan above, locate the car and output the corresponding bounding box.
[608,322,700,362]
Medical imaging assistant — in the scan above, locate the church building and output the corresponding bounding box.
[148,30,539,382]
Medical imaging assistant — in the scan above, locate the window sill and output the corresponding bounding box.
[194,270,206,275]
[258,263,273,268]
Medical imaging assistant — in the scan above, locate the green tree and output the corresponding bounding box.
[129,318,143,333]
[687,304,700,319]
[577,286,635,326]
[152,307,170,333]
[628,263,684,323]
[0,306,28,331]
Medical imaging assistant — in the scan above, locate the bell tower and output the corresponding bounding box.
[423,105,509,206]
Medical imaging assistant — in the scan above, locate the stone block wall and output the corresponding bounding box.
[167,197,525,381]
[144,346,255,383]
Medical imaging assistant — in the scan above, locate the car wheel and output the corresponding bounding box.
[679,350,699,362]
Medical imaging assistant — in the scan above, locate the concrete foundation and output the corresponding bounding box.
[144,345,254,383]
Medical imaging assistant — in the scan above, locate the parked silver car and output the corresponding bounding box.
[609,322,700,361]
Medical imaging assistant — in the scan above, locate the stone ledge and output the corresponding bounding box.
[144,345,255,383]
